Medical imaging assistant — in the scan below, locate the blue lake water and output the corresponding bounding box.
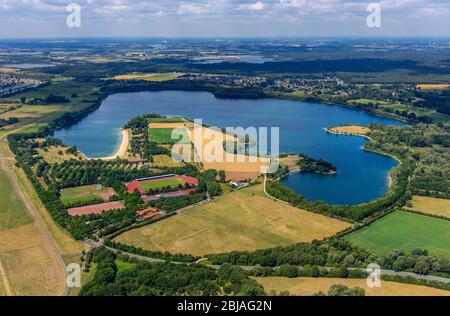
[54,90,404,205]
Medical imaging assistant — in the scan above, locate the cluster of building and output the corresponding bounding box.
[181,73,355,96]
[0,74,41,96]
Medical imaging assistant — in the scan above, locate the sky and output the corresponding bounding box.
[0,0,450,38]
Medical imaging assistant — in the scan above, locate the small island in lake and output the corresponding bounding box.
[298,154,337,175]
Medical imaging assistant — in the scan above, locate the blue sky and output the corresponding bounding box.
[0,0,449,38]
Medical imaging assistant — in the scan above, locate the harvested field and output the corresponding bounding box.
[68,201,125,217]
[149,120,269,180]
[152,154,183,168]
[115,185,351,256]
[416,84,450,90]
[0,223,65,296]
[112,72,184,81]
[406,195,450,219]
[254,277,450,296]
[0,105,61,120]
[60,184,115,206]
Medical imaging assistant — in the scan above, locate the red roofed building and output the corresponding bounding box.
[136,206,159,217]
[143,211,161,220]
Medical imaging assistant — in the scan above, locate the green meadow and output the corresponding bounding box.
[346,211,450,259]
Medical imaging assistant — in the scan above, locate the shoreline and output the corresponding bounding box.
[88,129,129,160]
[324,126,401,190]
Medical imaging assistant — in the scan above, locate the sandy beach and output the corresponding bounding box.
[95,129,130,160]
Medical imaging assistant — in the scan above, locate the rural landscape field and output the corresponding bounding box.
[0,0,449,305]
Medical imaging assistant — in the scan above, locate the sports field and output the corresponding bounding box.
[254,277,450,296]
[114,185,351,256]
[139,178,183,191]
[149,128,182,144]
[345,211,450,259]
[60,184,115,206]
[406,195,450,219]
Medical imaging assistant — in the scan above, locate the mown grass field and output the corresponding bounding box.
[115,185,351,256]
[139,178,183,191]
[254,277,450,296]
[60,184,115,206]
[0,169,32,232]
[406,196,450,219]
[346,211,450,259]
[149,128,181,144]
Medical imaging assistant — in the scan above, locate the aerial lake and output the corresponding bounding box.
[54,90,405,205]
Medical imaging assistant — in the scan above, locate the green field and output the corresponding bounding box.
[148,128,182,144]
[139,178,183,191]
[0,169,32,231]
[60,184,115,206]
[346,211,450,259]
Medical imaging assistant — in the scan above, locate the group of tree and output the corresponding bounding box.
[80,247,265,296]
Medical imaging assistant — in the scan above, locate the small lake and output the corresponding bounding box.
[3,63,55,69]
[54,90,404,205]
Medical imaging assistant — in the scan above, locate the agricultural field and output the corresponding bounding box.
[0,105,61,120]
[0,169,32,232]
[152,154,183,168]
[0,223,65,296]
[139,178,184,191]
[254,277,450,296]
[149,117,184,123]
[114,185,351,256]
[406,196,450,219]
[112,72,184,81]
[60,184,115,206]
[345,211,450,259]
[148,128,181,144]
[416,84,450,90]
